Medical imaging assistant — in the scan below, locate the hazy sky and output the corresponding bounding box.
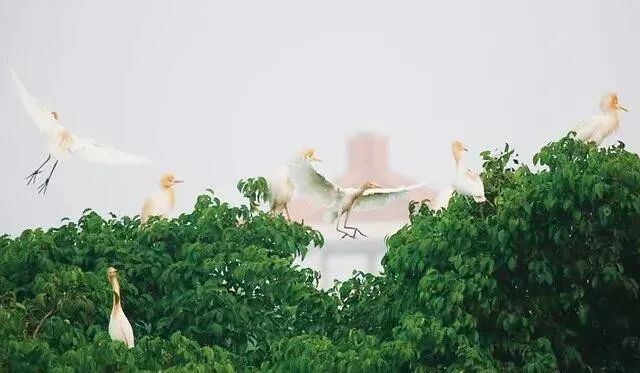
[1,1,639,234]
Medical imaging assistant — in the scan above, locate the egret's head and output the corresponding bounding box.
[302,148,322,162]
[451,141,468,162]
[600,92,628,113]
[361,180,381,190]
[160,173,183,189]
[50,111,59,121]
[107,267,118,280]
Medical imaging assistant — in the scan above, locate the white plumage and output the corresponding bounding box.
[428,186,454,211]
[141,173,183,223]
[265,149,322,219]
[572,92,628,146]
[10,66,150,194]
[107,267,134,348]
[451,141,486,203]
[289,153,424,238]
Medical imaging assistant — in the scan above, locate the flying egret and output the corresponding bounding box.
[141,173,183,223]
[266,148,321,219]
[10,67,150,194]
[451,141,486,203]
[107,267,134,348]
[289,155,424,239]
[572,92,628,146]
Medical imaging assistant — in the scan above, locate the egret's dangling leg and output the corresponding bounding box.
[336,213,354,239]
[37,160,58,195]
[26,154,51,186]
[284,204,291,221]
[343,210,367,238]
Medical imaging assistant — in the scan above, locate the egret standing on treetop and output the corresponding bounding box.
[141,173,183,223]
[289,154,425,239]
[451,141,487,203]
[572,92,628,146]
[10,67,150,194]
[266,148,322,220]
[107,267,134,348]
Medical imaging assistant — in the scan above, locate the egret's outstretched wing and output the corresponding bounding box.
[10,67,59,135]
[288,155,343,206]
[354,183,425,211]
[69,135,150,165]
[119,314,135,348]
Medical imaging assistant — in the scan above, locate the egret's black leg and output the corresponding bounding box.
[25,154,51,186]
[342,210,362,239]
[37,160,58,195]
[336,213,354,239]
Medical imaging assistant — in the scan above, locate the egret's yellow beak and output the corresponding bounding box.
[312,156,322,162]
[619,105,628,112]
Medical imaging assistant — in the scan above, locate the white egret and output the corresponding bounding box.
[428,186,454,211]
[573,92,628,146]
[451,141,486,203]
[141,173,183,223]
[289,155,424,238]
[266,148,321,219]
[10,67,150,194]
[107,267,134,348]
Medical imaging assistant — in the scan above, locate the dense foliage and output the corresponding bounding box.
[1,135,640,371]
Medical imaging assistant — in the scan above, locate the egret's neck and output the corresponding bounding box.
[163,187,176,208]
[110,277,121,312]
[453,151,464,170]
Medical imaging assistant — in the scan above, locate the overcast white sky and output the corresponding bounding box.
[1,1,639,235]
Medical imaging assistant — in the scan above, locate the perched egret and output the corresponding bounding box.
[289,155,424,239]
[266,148,321,219]
[451,141,486,203]
[141,173,183,223]
[573,92,628,146]
[107,267,134,348]
[428,186,454,211]
[10,67,150,194]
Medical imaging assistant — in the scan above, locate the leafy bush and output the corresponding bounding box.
[2,136,640,371]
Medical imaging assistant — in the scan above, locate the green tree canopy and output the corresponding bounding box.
[1,136,639,371]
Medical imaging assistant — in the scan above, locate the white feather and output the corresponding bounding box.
[266,165,294,212]
[10,67,59,136]
[11,66,150,165]
[109,306,134,348]
[573,114,619,146]
[354,184,425,211]
[287,154,344,207]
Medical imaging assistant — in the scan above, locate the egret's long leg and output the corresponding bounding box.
[26,154,51,185]
[343,210,367,238]
[336,212,353,239]
[37,160,58,195]
[284,204,291,221]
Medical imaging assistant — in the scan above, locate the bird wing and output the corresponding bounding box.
[287,156,343,206]
[353,183,425,211]
[67,135,150,165]
[10,67,60,136]
[119,313,135,348]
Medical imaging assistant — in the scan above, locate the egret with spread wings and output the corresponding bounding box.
[289,153,424,239]
[572,92,628,146]
[10,67,150,194]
